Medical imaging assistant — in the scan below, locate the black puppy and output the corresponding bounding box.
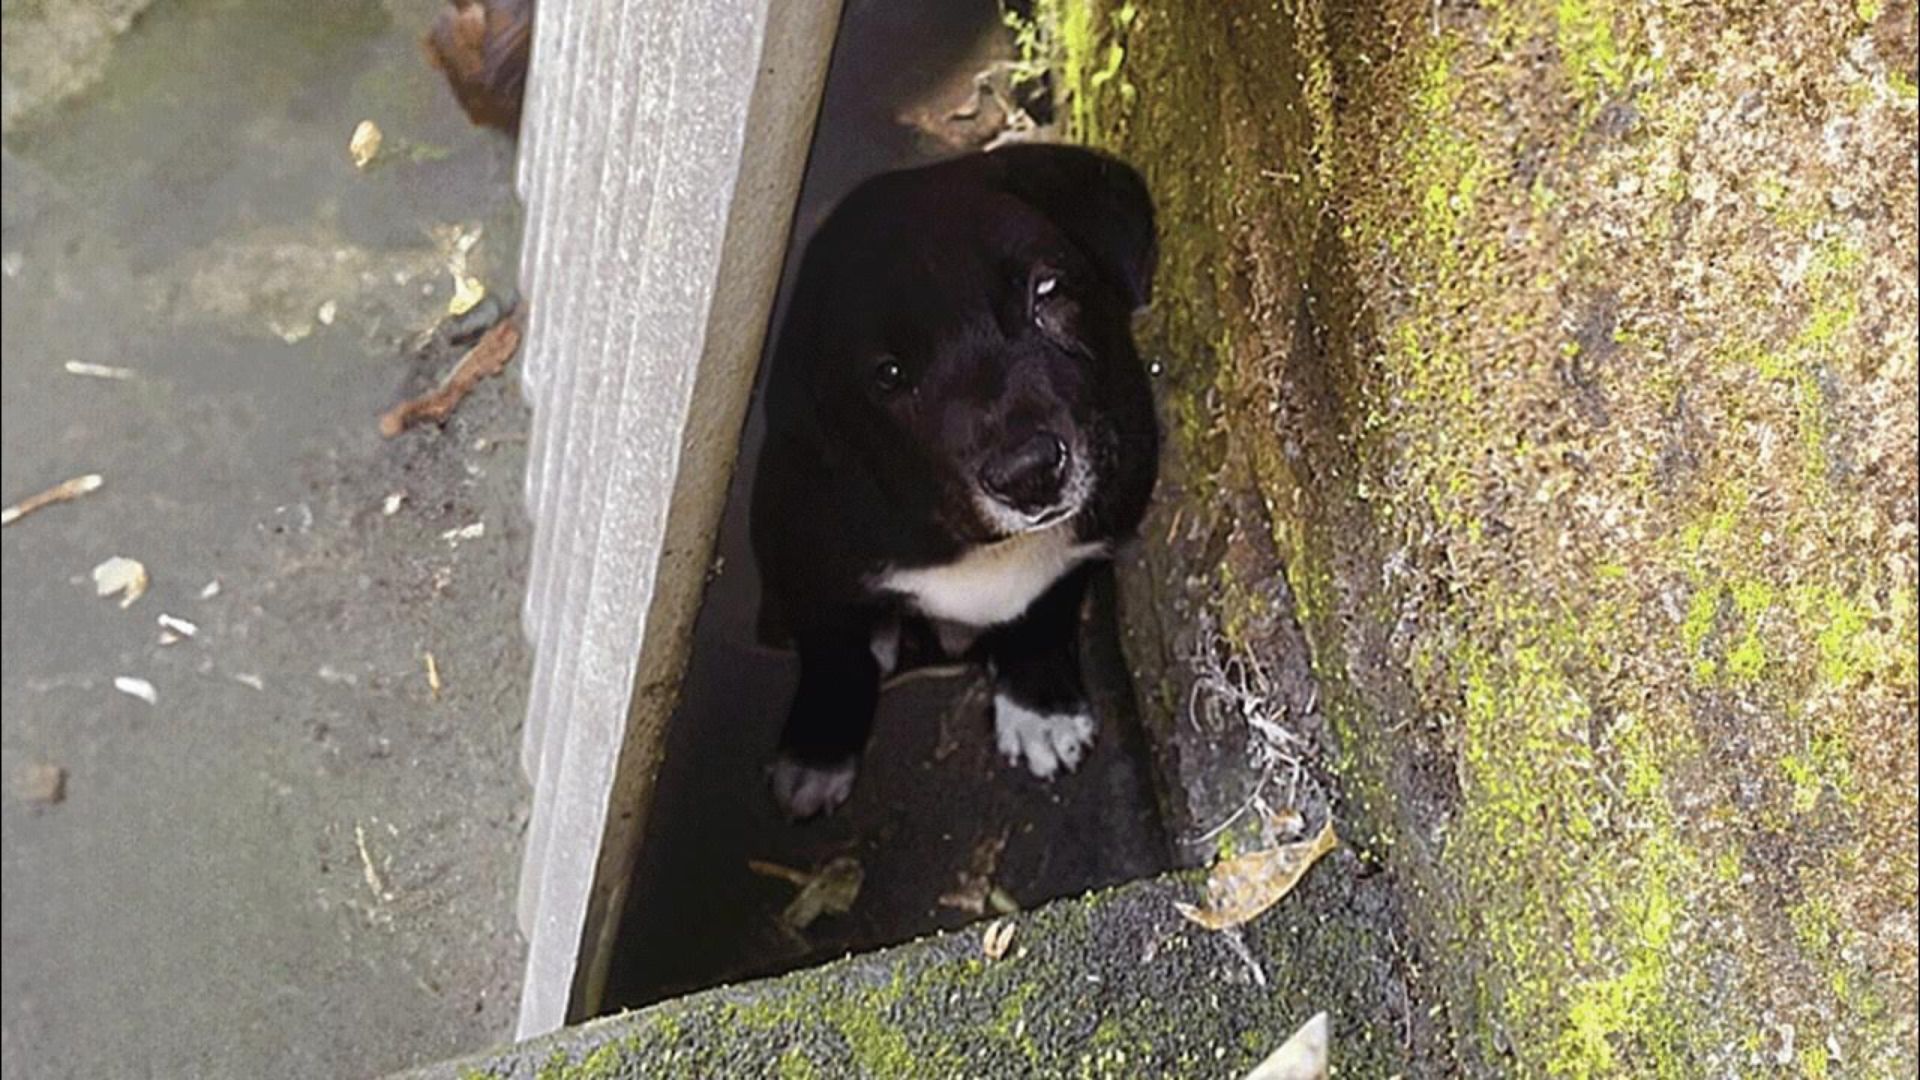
[751,144,1159,818]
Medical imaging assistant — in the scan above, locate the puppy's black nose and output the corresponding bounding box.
[980,432,1069,513]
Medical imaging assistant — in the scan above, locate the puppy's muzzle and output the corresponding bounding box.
[979,432,1070,517]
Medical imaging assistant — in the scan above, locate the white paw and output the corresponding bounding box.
[770,756,857,819]
[993,695,1095,779]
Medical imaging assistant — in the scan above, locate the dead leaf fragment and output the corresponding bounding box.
[380,312,522,436]
[1175,819,1338,931]
[92,556,149,608]
[982,919,1017,961]
[749,855,864,933]
[448,273,486,316]
[349,120,383,169]
[1241,1012,1330,1080]
[938,827,1010,914]
[14,763,67,806]
[3,473,102,526]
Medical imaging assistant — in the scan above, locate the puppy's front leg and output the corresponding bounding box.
[771,616,881,819]
[984,565,1096,779]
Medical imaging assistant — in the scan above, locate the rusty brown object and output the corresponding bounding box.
[422,0,532,134]
[1,473,103,527]
[380,312,523,437]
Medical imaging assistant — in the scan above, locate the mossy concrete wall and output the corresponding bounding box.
[1042,1,1918,1075]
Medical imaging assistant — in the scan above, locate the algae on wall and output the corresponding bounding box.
[1040,0,1920,1074]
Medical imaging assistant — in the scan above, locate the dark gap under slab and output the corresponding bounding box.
[600,0,1173,1011]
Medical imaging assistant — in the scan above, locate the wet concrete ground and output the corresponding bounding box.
[2,1,530,1075]
[604,0,1171,1009]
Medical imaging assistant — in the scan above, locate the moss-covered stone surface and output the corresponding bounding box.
[1039,0,1918,1075]
[401,869,1415,1078]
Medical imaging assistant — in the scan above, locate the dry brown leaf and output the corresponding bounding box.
[1241,1012,1330,1080]
[1175,819,1339,931]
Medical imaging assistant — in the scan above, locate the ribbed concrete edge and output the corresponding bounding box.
[508,0,842,1041]
[392,864,1419,1079]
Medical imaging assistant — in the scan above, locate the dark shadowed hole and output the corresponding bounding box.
[599,0,1171,1011]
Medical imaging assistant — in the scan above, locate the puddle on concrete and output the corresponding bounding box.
[602,0,1171,1010]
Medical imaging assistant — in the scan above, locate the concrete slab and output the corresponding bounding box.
[401,861,1420,1079]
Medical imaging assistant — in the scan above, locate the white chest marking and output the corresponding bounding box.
[875,524,1106,628]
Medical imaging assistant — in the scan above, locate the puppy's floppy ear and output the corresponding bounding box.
[988,143,1157,311]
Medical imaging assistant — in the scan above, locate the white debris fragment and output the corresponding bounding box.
[92,556,149,608]
[113,676,158,705]
[440,521,484,544]
[349,120,382,169]
[199,580,222,599]
[1241,1012,1330,1080]
[157,613,199,638]
[232,673,265,691]
[382,492,407,516]
[64,361,138,380]
[316,300,338,326]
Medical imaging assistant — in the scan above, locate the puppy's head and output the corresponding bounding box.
[786,145,1157,545]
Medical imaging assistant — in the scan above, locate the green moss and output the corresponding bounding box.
[776,1047,819,1080]
[1553,0,1633,98]
[1030,0,1916,1075]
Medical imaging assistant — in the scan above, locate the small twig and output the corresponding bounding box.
[1186,766,1276,845]
[355,822,391,902]
[1218,927,1269,988]
[746,859,813,888]
[379,310,523,436]
[424,652,442,700]
[3,474,103,527]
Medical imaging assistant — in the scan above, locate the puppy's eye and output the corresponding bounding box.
[1029,265,1087,355]
[871,357,907,394]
